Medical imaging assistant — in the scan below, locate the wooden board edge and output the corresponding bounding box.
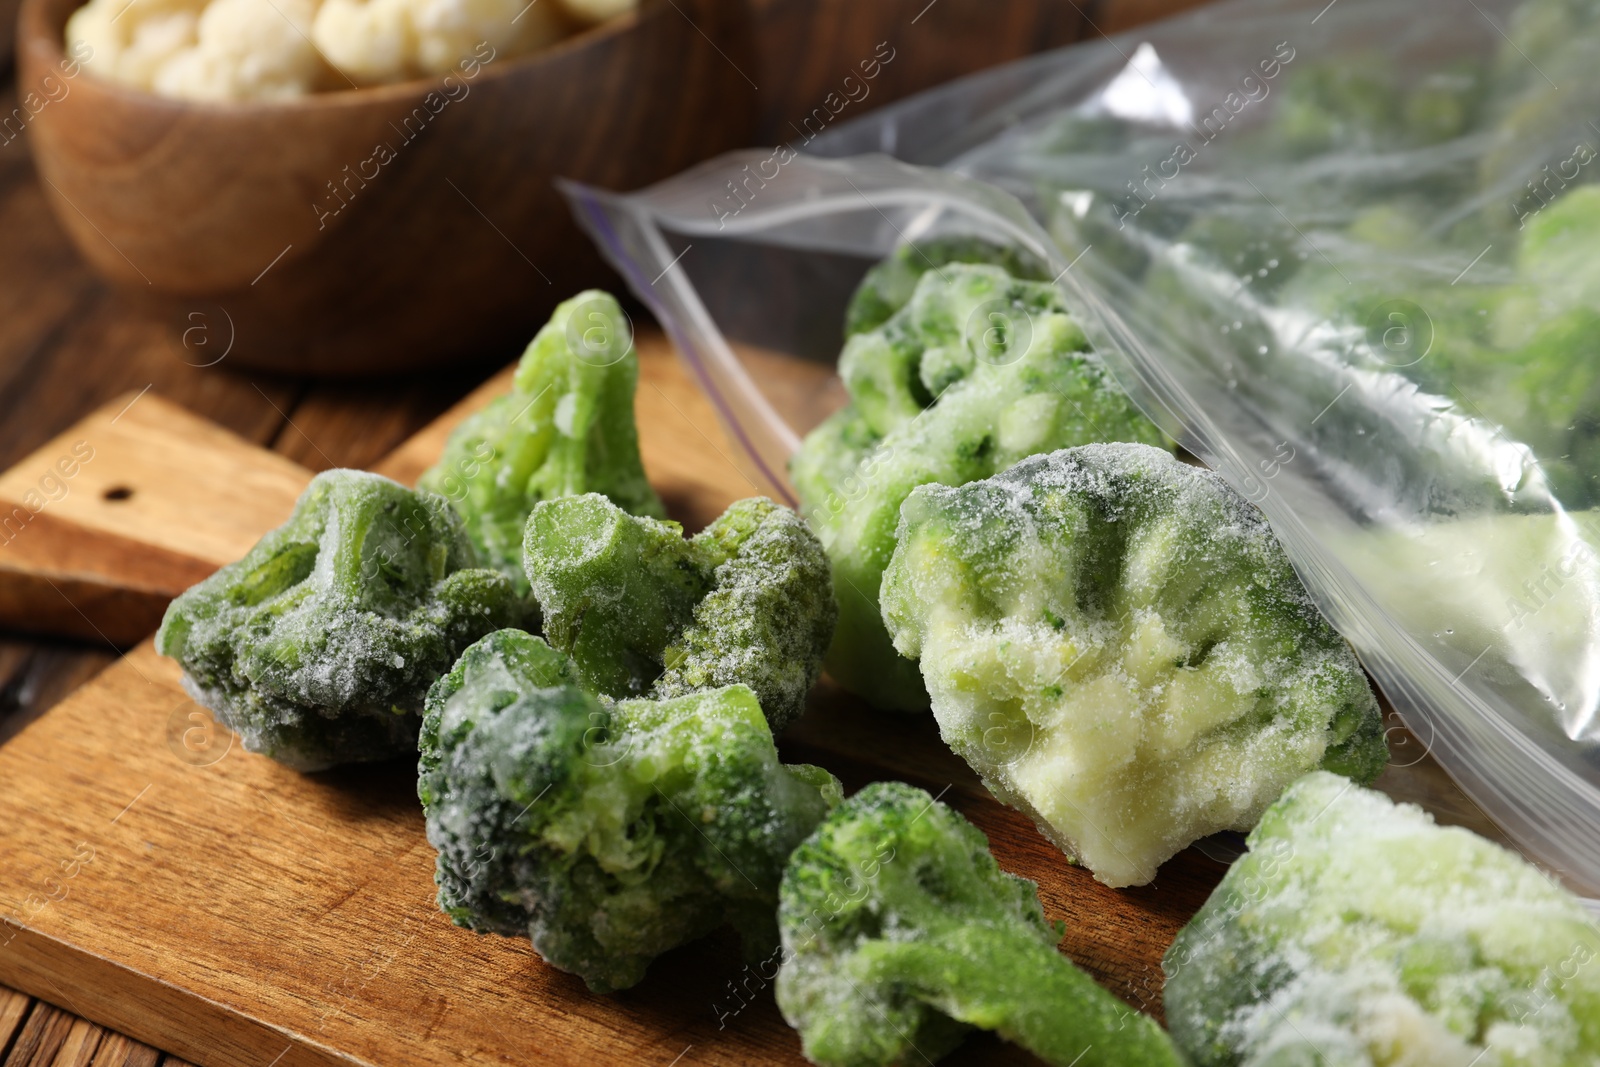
[0,923,365,1067]
[0,564,170,647]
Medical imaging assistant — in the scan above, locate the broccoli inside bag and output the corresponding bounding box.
[563,0,1600,895]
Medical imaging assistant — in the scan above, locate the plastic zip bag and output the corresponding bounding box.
[564,0,1600,894]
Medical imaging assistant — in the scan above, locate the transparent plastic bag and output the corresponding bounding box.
[564,0,1600,894]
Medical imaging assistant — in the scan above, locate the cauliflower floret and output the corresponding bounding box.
[67,0,207,91]
[68,0,329,99]
[153,0,330,100]
[311,0,567,85]
[554,0,633,25]
[65,0,582,99]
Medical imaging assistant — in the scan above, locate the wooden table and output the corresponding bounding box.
[0,79,507,1067]
[0,2,1218,1060]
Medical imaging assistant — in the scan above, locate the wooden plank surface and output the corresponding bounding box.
[0,330,1228,1067]
[0,395,314,645]
[0,0,1499,1062]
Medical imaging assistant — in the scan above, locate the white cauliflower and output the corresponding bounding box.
[64,0,626,99]
[68,0,330,99]
[555,0,632,24]
[161,0,332,99]
[310,0,567,85]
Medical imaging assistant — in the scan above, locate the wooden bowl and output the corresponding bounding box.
[1,0,19,76]
[16,0,755,373]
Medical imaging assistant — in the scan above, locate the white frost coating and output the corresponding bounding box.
[881,443,1383,887]
[1170,772,1600,1067]
[553,392,579,438]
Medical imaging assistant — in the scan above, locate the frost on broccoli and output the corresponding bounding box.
[1164,771,1600,1067]
[156,469,521,770]
[418,290,664,594]
[880,444,1387,887]
[792,261,1168,712]
[844,237,1051,338]
[418,629,840,993]
[776,781,1181,1067]
[522,493,835,732]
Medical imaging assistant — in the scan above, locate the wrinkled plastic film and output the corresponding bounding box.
[565,0,1600,894]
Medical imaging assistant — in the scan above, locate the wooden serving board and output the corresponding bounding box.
[0,332,1492,1067]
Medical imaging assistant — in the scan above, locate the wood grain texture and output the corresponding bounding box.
[0,642,116,749]
[83,1032,159,1067]
[0,393,313,645]
[0,327,1218,1067]
[2,1003,73,1067]
[0,329,775,650]
[744,0,1091,144]
[0,988,30,1058]
[16,0,757,374]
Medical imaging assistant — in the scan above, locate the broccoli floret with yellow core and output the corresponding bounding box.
[793,262,1168,712]
[881,443,1387,887]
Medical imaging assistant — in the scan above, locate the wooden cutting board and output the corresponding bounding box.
[0,332,1484,1067]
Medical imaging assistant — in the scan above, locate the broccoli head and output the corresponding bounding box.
[880,444,1387,887]
[417,290,664,593]
[1164,771,1600,1067]
[792,262,1168,712]
[776,781,1182,1067]
[418,628,840,992]
[844,236,1051,338]
[156,469,522,770]
[522,493,835,732]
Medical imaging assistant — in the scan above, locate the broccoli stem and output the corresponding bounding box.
[852,924,1180,1067]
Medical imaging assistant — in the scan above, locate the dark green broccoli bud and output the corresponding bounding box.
[156,469,522,770]
[793,263,1168,712]
[880,444,1387,886]
[776,781,1182,1067]
[418,290,664,594]
[418,629,840,992]
[523,494,835,732]
[844,237,1051,338]
[1164,771,1600,1067]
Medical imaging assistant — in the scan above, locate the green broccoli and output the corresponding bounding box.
[775,781,1182,1067]
[1164,770,1600,1067]
[418,628,840,992]
[418,290,664,593]
[522,493,835,733]
[792,262,1168,712]
[844,236,1051,338]
[1268,59,1486,159]
[156,469,521,770]
[880,444,1387,887]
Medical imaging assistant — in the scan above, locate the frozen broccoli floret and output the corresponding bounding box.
[156,469,521,770]
[880,444,1387,887]
[1164,771,1600,1067]
[844,237,1051,337]
[775,781,1182,1067]
[793,263,1168,711]
[523,493,835,732]
[418,290,664,593]
[418,629,840,992]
